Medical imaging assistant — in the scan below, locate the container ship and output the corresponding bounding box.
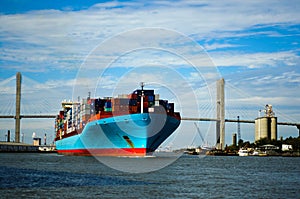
[54,83,181,156]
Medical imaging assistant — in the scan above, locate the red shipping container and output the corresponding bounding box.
[143,102,148,108]
[59,111,64,119]
[128,94,138,99]
[128,106,137,113]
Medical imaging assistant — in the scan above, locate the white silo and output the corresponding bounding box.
[271,117,277,140]
[255,104,277,142]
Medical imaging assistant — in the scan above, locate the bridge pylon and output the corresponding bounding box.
[15,72,21,143]
[216,78,225,150]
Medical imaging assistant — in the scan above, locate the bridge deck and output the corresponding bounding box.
[0,115,56,119]
[0,115,299,127]
[181,117,299,127]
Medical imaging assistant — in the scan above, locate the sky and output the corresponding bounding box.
[0,0,300,147]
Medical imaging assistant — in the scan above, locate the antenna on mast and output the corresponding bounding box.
[140,82,145,113]
[140,82,145,90]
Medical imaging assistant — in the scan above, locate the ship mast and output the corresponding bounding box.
[140,82,145,113]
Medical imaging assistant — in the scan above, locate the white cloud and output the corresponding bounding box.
[232,70,300,88]
[1,0,300,72]
[203,43,241,51]
[211,51,300,68]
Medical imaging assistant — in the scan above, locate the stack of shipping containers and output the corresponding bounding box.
[55,89,175,140]
[81,99,90,129]
[55,111,65,139]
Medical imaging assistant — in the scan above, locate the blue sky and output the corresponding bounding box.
[0,0,300,146]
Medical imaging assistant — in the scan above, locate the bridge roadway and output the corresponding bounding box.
[0,115,299,128]
[181,117,300,128]
[0,115,56,119]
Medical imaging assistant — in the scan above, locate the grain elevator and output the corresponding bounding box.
[255,104,277,141]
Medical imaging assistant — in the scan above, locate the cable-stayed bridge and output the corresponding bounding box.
[0,73,299,147]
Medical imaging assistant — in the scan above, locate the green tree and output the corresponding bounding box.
[284,137,300,151]
[238,139,244,148]
[255,138,269,147]
[242,141,251,148]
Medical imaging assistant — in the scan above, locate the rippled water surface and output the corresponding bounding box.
[0,153,299,198]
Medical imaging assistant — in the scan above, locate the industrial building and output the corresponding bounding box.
[255,104,277,141]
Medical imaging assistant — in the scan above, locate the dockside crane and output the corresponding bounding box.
[237,116,241,141]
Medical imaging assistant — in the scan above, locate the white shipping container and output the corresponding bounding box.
[155,101,159,106]
[82,99,87,105]
[81,104,90,111]
[67,128,72,134]
[118,94,128,99]
[81,109,91,115]
[66,113,71,121]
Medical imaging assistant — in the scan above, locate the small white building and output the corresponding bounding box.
[33,137,41,146]
[282,144,293,151]
[257,144,279,151]
[38,145,56,152]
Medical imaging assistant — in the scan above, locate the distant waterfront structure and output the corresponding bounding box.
[255,104,277,142]
[33,137,41,146]
[232,133,237,146]
[7,130,10,142]
[21,132,24,143]
[44,133,47,145]
[282,144,292,151]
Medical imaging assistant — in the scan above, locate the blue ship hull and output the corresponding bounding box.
[55,113,180,156]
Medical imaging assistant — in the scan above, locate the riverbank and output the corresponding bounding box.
[205,149,300,157]
[0,141,56,153]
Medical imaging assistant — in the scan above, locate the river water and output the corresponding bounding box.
[0,153,299,198]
